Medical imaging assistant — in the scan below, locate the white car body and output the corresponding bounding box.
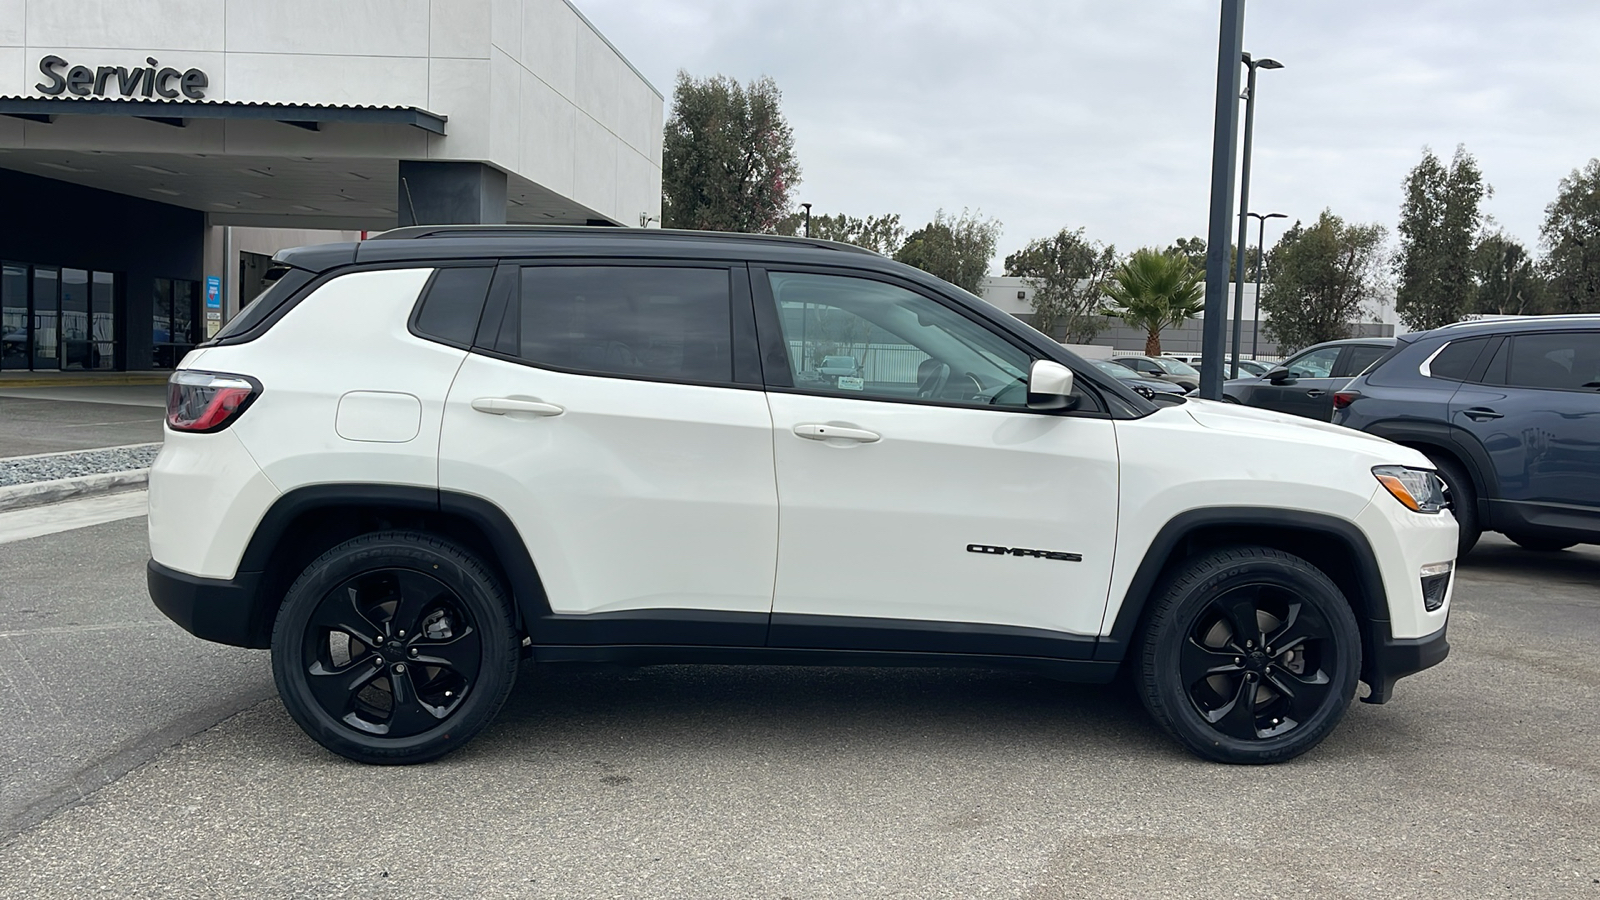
[146,227,1454,763]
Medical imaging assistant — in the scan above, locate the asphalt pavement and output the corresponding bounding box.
[0,385,165,457]
[0,519,1595,898]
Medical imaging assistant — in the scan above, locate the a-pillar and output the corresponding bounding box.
[396,161,508,225]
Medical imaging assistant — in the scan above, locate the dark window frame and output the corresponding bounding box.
[468,258,760,391]
[750,263,1108,418]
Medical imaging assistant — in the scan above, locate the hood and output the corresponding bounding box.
[1182,398,1429,464]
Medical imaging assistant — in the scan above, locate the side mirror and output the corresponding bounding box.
[1265,365,1294,384]
[1027,359,1078,410]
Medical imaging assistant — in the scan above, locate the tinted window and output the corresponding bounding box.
[413,266,493,346]
[507,266,732,383]
[1504,331,1600,391]
[1424,337,1489,381]
[1337,344,1390,378]
[1285,346,1340,378]
[765,271,1038,410]
[212,267,313,342]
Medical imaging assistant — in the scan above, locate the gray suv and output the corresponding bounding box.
[1333,316,1600,554]
[1224,338,1394,420]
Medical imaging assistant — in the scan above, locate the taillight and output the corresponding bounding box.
[1332,390,1361,410]
[167,370,261,433]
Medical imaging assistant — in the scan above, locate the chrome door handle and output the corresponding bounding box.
[1305,389,1326,398]
[471,397,564,417]
[1463,407,1503,421]
[793,423,880,443]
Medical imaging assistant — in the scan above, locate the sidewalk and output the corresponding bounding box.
[0,380,166,511]
[0,371,170,388]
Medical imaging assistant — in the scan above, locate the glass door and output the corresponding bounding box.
[61,268,91,369]
[91,271,115,369]
[1,263,26,370]
[31,267,59,370]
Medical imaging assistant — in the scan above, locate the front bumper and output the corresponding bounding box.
[148,559,267,649]
[1362,617,1449,704]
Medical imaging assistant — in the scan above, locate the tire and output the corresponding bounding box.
[1137,546,1361,764]
[1509,534,1578,553]
[1426,454,1481,557]
[271,531,519,764]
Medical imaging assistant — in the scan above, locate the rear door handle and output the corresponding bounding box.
[471,397,564,417]
[793,423,880,443]
[1463,407,1503,421]
[1305,389,1326,398]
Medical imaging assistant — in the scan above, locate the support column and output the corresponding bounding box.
[396,161,508,226]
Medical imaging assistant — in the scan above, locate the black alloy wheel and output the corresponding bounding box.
[272,531,518,764]
[1138,546,1360,764]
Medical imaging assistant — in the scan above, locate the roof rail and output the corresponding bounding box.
[1433,313,1600,330]
[367,224,883,256]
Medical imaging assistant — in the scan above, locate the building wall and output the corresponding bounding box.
[0,0,663,226]
[0,167,203,369]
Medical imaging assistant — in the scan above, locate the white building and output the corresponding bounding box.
[0,0,662,371]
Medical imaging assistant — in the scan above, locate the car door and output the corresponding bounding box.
[1449,330,1600,527]
[438,262,778,645]
[753,268,1120,656]
[1253,344,1344,419]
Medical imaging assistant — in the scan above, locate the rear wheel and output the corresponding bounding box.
[1427,454,1481,557]
[1138,546,1361,764]
[1509,534,1578,552]
[271,531,519,764]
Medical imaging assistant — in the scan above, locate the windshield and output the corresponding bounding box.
[1153,357,1200,377]
[1092,359,1136,378]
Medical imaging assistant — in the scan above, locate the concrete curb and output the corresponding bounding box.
[0,469,149,512]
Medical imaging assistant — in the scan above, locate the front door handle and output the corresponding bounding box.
[793,423,880,443]
[471,397,564,417]
[1463,407,1503,421]
[1305,389,1326,398]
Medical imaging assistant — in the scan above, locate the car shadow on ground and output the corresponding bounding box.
[479,664,1179,763]
[1457,539,1600,583]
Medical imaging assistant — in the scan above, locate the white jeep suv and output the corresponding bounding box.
[148,226,1455,765]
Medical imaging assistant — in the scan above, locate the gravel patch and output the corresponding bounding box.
[0,444,161,487]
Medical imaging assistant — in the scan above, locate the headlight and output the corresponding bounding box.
[1372,465,1446,514]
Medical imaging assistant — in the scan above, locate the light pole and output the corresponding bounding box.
[1229,52,1283,379]
[1247,211,1286,359]
[1199,0,1247,401]
[801,202,812,238]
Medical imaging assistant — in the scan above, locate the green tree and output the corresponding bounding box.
[1100,248,1204,357]
[893,208,1001,295]
[662,72,800,233]
[1259,210,1388,353]
[1471,232,1548,316]
[1395,145,1490,329]
[1164,236,1258,278]
[1540,158,1600,312]
[1003,227,1118,343]
[777,211,906,256]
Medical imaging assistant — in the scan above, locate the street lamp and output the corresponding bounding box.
[1247,211,1287,360]
[1229,52,1283,379]
[801,202,812,238]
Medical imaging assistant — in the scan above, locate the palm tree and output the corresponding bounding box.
[1102,248,1205,356]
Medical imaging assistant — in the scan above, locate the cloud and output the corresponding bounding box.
[579,0,1600,261]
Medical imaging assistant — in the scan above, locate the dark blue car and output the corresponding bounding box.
[1333,315,1600,555]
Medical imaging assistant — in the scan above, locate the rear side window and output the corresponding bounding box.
[412,266,493,347]
[1423,337,1489,381]
[1503,331,1600,391]
[489,266,733,384]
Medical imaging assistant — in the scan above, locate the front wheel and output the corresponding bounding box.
[1137,547,1361,764]
[271,531,520,764]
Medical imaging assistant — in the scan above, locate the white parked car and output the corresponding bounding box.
[148,226,1455,765]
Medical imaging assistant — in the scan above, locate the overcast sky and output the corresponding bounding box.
[579,0,1600,268]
